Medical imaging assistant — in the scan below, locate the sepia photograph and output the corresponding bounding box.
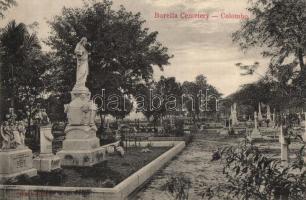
[0,0,305,199]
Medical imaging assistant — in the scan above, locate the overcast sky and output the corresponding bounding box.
[0,0,269,96]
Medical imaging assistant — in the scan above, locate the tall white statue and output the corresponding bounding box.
[74,37,89,89]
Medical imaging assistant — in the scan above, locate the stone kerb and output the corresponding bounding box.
[115,141,186,199]
[0,141,186,200]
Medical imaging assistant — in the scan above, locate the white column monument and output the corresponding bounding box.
[258,103,263,121]
[231,103,238,125]
[57,37,106,166]
[279,125,289,167]
[33,126,61,172]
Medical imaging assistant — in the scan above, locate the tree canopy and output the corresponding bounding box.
[0,20,48,122]
[0,0,16,19]
[233,0,306,96]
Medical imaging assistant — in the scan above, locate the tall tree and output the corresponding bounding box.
[46,0,172,120]
[182,75,221,120]
[233,0,306,95]
[0,20,47,123]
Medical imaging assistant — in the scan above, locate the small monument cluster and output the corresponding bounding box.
[0,109,37,183]
[248,103,276,141]
[0,37,107,184]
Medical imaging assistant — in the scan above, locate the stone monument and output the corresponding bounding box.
[33,126,61,172]
[230,103,238,125]
[57,37,106,166]
[258,103,263,121]
[266,105,272,122]
[0,120,37,183]
[248,111,262,141]
[279,125,289,166]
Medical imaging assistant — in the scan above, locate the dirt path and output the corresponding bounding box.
[130,135,239,200]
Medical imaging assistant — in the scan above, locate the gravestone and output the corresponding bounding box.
[33,126,61,172]
[0,121,37,183]
[279,126,289,166]
[248,111,262,141]
[57,38,106,167]
[266,105,272,122]
[258,103,263,121]
[230,103,238,125]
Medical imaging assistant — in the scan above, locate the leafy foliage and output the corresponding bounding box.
[206,140,306,200]
[161,174,191,200]
[0,0,16,18]
[0,20,48,123]
[182,75,221,119]
[46,0,172,119]
[233,0,306,96]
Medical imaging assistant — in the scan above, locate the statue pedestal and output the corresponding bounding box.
[57,125,106,167]
[58,86,107,167]
[0,148,37,183]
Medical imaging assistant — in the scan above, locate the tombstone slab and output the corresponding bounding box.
[0,148,37,183]
[33,127,61,172]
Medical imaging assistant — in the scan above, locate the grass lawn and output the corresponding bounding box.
[7,146,171,188]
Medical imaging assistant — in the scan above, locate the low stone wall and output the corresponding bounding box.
[124,140,182,147]
[148,136,185,141]
[0,141,185,200]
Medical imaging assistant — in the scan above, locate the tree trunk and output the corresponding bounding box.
[298,48,306,76]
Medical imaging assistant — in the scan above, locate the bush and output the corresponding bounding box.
[161,174,191,200]
[205,140,306,200]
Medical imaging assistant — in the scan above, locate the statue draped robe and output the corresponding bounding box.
[74,38,89,89]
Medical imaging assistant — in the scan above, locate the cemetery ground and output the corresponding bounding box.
[4,146,170,188]
[132,133,305,200]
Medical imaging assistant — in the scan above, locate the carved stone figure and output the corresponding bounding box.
[0,121,26,150]
[0,122,11,150]
[17,121,26,146]
[74,37,89,90]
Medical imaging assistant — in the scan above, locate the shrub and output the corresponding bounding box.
[205,140,306,200]
[161,174,191,200]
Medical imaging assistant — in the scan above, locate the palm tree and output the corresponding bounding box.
[0,20,41,118]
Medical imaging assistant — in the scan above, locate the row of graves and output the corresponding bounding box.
[218,103,279,137]
[219,103,306,173]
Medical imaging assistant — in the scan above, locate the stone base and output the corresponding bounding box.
[33,154,61,172]
[219,129,229,135]
[57,146,106,167]
[247,128,262,142]
[0,148,37,184]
